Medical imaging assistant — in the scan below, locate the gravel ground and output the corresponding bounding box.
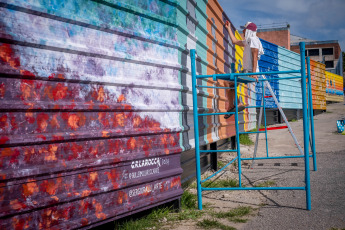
[173,101,345,230]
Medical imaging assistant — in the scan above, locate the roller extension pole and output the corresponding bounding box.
[190,49,203,210]
[251,84,265,168]
[261,75,304,155]
[306,57,317,171]
[300,42,311,210]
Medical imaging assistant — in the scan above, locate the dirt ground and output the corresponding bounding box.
[170,101,345,230]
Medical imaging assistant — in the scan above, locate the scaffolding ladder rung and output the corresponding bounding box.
[200,150,237,153]
[201,187,306,191]
[198,112,235,116]
[239,131,266,134]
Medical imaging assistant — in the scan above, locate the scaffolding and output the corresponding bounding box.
[191,42,316,211]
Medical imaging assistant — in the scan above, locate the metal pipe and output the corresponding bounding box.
[200,150,237,153]
[234,70,301,76]
[300,42,311,210]
[263,83,269,157]
[190,49,203,210]
[245,106,264,108]
[241,155,313,160]
[198,112,235,116]
[202,187,306,191]
[196,85,235,89]
[257,76,301,81]
[233,70,242,187]
[197,71,300,79]
[307,57,317,171]
[239,131,266,134]
[201,157,239,183]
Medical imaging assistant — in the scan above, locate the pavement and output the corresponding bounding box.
[240,101,345,230]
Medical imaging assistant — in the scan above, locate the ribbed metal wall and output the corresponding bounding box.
[0,1,183,229]
[325,71,344,102]
[309,59,326,110]
[257,40,327,123]
[206,0,256,136]
[177,0,257,183]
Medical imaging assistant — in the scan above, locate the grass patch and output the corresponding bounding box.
[202,178,239,188]
[181,190,197,209]
[212,206,251,219]
[218,161,226,169]
[212,206,252,224]
[116,190,203,229]
[239,134,254,145]
[290,119,298,122]
[116,207,171,230]
[231,217,248,223]
[196,219,236,230]
[254,180,276,187]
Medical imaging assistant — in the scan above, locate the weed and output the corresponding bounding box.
[254,180,276,187]
[239,134,254,145]
[202,178,239,188]
[290,119,298,122]
[196,219,236,230]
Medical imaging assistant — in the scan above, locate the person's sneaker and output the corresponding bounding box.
[224,105,245,119]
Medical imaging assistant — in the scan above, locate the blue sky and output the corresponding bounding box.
[217,0,345,51]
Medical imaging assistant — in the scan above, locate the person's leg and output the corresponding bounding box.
[224,83,244,119]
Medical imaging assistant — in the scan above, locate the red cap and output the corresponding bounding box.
[240,22,257,31]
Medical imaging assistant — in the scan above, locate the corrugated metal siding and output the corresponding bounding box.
[309,59,326,110]
[0,0,183,229]
[325,71,344,102]
[206,0,256,137]
[277,47,302,109]
[257,39,279,108]
[176,0,212,184]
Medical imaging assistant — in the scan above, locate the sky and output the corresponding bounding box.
[217,0,345,51]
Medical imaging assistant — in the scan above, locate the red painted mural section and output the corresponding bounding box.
[0,41,182,228]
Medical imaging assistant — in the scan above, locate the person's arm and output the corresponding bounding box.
[251,48,259,81]
[225,21,244,47]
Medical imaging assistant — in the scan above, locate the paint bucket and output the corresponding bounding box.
[337,120,345,133]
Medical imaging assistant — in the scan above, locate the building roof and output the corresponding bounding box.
[290,34,316,44]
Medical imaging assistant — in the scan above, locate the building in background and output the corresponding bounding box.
[291,37,343,77]
[239,23,290,50]
[257,25,290,50]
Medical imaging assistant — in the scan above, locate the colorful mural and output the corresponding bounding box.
[205,0,256,141]
[309,59,326,110]
[325,71,344,102]
[0,0,183,229]
[257,39,327,111]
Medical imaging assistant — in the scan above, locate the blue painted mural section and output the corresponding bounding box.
[277,46,302,109]
[257,39,279,108]
[257,39,302,109]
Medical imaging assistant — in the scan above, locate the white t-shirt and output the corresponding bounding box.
[242,36,262,72]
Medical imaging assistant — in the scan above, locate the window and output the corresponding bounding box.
[322,48,333,56]
[325,61,334,68]
[308,49,319,56]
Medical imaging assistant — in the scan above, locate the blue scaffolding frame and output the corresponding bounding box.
[191,42,316,211]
